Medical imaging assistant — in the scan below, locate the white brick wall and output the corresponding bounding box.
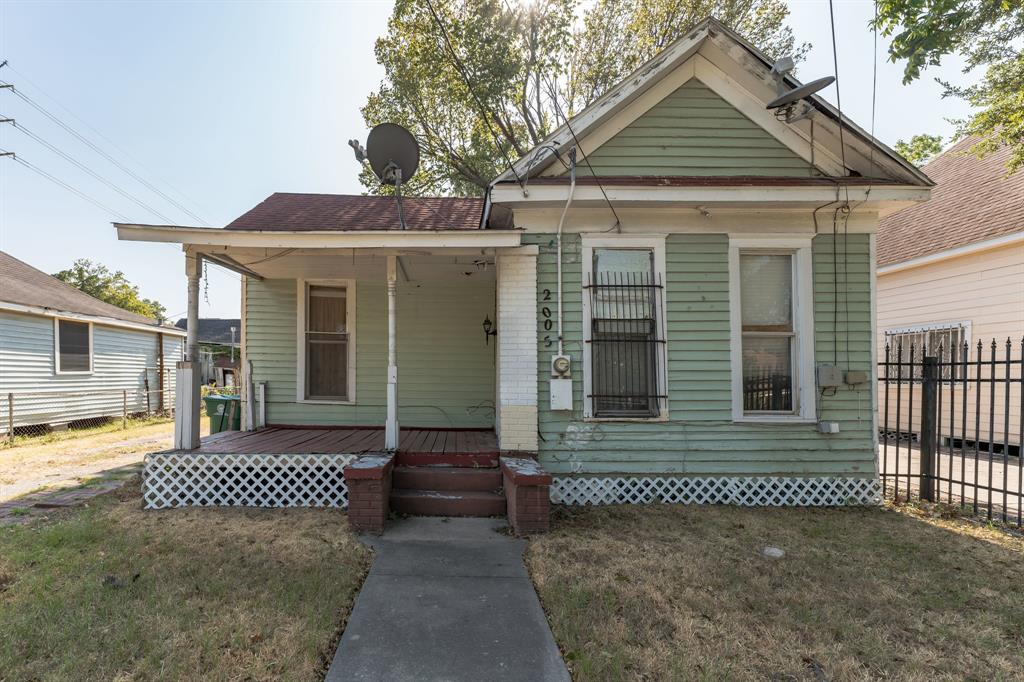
[497,253,538,451]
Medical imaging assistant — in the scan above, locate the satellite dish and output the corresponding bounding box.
[766,76,835,110]
[366,123,420,185]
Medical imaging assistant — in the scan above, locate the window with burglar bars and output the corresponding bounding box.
[586,248,665,418]
[884,323,969,382]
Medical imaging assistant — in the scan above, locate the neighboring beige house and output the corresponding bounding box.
[877,137,1023,450]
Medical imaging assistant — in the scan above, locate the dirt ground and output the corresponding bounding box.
[0,419,209,503]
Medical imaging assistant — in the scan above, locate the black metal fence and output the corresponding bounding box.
[878,338,1024,523]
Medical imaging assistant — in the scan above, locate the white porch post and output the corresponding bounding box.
[495,250,539,452]
[174,253,202,450]
[385,255,399,450]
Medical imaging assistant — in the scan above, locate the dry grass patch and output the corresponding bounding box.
[527,503,1024,681]
[0,479,371,681]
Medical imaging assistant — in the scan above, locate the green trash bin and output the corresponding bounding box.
[204,395,241,433]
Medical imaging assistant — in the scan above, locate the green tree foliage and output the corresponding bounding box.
[53,259,166,322]
[873,0,1024,173]
[894,133,943,165]
[362,0,807,195]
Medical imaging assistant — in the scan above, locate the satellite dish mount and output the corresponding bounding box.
[350,123,420,230]
[766,57,834,124]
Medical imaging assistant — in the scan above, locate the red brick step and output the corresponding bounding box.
[392,466,502,492]
[390,489,507,517]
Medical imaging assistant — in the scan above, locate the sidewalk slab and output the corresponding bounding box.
[326,517,569,682]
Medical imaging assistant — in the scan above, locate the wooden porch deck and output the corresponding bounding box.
[186,426,498,457]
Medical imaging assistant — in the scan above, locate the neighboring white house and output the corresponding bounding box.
[877,137,1023,451]
[0,250,186,433]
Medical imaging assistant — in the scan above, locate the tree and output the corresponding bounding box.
[362,0,808,195]
[873,0,1024,173]
[895,133,943,165]
[53,259,166,322]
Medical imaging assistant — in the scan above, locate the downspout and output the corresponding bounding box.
[554,148,576,356]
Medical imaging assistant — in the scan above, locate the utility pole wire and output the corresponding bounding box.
[3,116,179,223]
[0,77,210,225]
[1,149,131,221]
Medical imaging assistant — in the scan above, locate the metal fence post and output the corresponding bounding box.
[920,356,939,502]
[6,393,13,446]
[122,389,128,430]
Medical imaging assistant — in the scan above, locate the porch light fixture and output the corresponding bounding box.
[482,315,497,344]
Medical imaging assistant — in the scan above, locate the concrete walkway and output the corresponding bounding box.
[326,517,570,682]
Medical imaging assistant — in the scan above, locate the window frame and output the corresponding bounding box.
[728,236,816,423]
[295,278,357,404]
[883,320,971,384]
[53,317,94,375]
[581,235,669,421]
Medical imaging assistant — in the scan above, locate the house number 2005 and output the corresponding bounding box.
[541,289,553,347]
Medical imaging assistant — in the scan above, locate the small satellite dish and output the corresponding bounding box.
[766,76,835,110]
[366,123,420,185]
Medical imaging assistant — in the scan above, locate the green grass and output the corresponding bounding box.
[0,481,371,681]
[527,503,1024,681]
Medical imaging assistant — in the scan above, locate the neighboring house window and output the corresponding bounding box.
[297,281,356,402]
[581,236,668,419]
[729,237,815,421]
[54,319,92,373]
[884,322,969,382]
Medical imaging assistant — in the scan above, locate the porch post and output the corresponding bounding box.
[174,253,202,450]
[495,250,539,452]
[385,255,399,450]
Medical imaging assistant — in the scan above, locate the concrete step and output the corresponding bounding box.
[395,452,500,468]
[390,489,507,517]
[393,466,502,492]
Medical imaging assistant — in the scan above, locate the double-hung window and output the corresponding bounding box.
[582,236,667,419]
[298,281,355,402]
[54,319,92,374]
[729,237,815,421]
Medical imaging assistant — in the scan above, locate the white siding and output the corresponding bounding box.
[0,309,182,428]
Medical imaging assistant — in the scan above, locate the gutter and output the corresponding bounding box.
[878,230,1024,275]
[0,300,187,336]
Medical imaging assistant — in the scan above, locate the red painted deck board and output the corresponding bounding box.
[183,427,496,456]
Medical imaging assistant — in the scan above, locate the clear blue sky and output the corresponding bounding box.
[0,0,975,320]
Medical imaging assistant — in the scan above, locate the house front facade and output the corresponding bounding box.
[119,19,931,526]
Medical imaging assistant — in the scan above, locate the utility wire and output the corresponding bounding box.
[4,117,178,223]
[422,0,524,188]
[1,62,211,223]
[0,75,210,225]
[2,149,130,221]
[827,0,852,370]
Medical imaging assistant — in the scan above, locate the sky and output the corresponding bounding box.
[0,0,977,320]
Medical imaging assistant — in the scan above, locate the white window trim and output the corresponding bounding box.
[884,320,972,341]
[296,278,357,405]
[53,317,94,375]
[580,234,669,421]
[728,235,815,423]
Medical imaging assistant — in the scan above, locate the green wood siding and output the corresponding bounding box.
[525,232,874,476]
[575,80,820,177]
[244,275,495,428]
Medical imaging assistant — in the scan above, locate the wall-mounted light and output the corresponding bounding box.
[482,315,497,345]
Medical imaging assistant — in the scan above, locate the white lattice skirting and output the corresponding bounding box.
[550,475,881,507]
[143,453,357,510]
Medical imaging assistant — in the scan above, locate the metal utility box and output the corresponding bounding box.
[550,378,573,411]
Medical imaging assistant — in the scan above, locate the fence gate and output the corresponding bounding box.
[878,338,1023,524]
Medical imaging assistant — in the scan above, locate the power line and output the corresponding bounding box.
[2,149,130,220]
[0,75,211,225]
[4,117,178,223]
[422,0,524,188]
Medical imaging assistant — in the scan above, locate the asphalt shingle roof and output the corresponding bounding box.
[0,250,162,326]
[878,138,1024,267]
[224,193,485,231]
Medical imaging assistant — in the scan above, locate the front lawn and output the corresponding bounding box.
[0,480,370,681]
[527,504,1024,681]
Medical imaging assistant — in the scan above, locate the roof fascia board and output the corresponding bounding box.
[878,230,1024,274]
[116,224,523,249]
[0,300,185,336]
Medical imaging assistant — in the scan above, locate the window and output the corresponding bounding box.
[884,322,969,382]
[729,237,815,421]
[298,281,355,402]
[581,236,667,419]
[55,319,92,373]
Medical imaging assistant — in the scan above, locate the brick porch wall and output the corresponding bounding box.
[501,456,551,535]
[344,454,395,535]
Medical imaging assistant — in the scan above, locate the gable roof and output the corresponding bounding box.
[877,137,1024,267]
[493,16,930,188]
[0,250,168,328]
[174,317,240,345]
[225,193,484,232]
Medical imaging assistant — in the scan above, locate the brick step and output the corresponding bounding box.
[392,466,502,492]
[390,489,507,517]
[395,451,500,468]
